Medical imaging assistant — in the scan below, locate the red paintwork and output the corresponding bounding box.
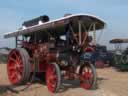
[7,49,23,84]
[46,64,57,92]
[84,47,94,52]
[80,64,93,89]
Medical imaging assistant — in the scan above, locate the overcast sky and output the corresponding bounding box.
[0,0,128,49]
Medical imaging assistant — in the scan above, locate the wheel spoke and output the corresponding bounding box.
[17,66,23,75]
[18,64,23,69]
[9,57,17,63]
[16,60,22,68]
[17,56,21,64]
[8,66,16,71]
[51,68,56,74]
[12,51,18,58]
[10,72,16,79]
[15,70,22,81]
[13,51,21,63]
[16,71,22,80]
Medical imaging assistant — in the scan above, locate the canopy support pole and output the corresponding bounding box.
[69,25,78,44]
[15,37,18,48]
[78,20,82,45]
[81,23,88,46]
[93,24,96,45]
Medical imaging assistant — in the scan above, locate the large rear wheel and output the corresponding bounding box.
[79,62,97,89]
[7,48,31,85]
[46,63,61,93]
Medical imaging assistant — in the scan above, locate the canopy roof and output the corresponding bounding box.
[110,38,128,43]
[4,13,106,38]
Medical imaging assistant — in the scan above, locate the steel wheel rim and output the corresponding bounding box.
[7,50,23,85]
[46,64,57,92]
[80,64,93,89]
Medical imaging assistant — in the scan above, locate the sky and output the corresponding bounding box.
[0,0,128,49]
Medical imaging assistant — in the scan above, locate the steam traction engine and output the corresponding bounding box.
[4,14,105,93]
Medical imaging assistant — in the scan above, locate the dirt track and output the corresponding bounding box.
[0,63,128,96]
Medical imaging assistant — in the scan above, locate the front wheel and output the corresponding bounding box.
[46,63,61,93]
[79,62,97,89]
